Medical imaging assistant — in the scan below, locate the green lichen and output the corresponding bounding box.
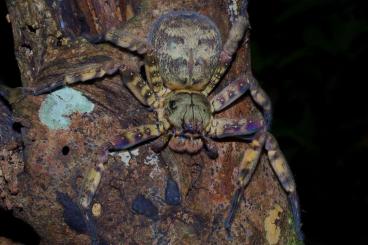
[285,213,305,245]
[38,87,94,130]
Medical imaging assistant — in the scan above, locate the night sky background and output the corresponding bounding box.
[0,0,367,244]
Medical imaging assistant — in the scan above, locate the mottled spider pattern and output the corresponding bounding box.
[9,1,302,241]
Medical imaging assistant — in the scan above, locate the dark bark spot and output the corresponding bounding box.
[62,146,70,155]
[165,178,181,206]
[132,195,158,220]
[12,122,23,133]
[56,192,87,234]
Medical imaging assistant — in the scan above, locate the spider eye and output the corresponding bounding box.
[169,100,177,110]
[195,58,204,66]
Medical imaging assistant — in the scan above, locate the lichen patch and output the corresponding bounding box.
[264,204,283,245]
[109,147,140,166]
[38,87,95,130]
[110,151,132,166]
[144,152,159,166]
[144,152,161,178]
[130,148,140,156]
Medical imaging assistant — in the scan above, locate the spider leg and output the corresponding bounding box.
[26,55,122,96]
[224,132,303,240]
[202,1,250,96]
[201,136,219,159]
[120,69,159,108]
[79,161,105,209]
[144,51,168,96]
[104,26,152,55]
[265,132,304,241]
[210,73,272,128]
[79,123,165,209]
[206,117,265,139]
[110,124,164,151]
[89,27,168,96]
[224,132,267,236]
[150,134,172,153]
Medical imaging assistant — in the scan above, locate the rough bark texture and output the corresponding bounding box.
[1,0,301,244]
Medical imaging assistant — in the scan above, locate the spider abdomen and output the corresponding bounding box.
[149,11,222,91]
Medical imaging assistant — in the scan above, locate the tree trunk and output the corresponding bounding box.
[0,0,302,244]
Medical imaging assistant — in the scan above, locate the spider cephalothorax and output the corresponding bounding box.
[17,1,303,241]
[164,91,212,154]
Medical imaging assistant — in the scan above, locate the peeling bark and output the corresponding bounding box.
[0,0,302,244]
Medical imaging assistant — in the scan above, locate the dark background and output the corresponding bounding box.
[0,0,367,244]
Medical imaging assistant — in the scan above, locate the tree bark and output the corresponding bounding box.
[1,0,302,244]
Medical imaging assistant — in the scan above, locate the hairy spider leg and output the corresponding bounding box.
[30,56,122,96]
[120,69,159,107]
[210,73,272,128]
[87,24,168,96]
[201,136,219,159]
[97,25,169,96]
[85,21,168,96]
[79,123,165,209]
[202,1,250,96]
[224,132,303,241]
[79,162,105,209]
[119,68,171,130]
[145,51,168,96]
[206,117,265,139]
[110,124,164,150]
[99,24,169,96]
[104,26,152,55]
[224,132,266,235]
[150,134,172,153]
[265,133,304,240]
